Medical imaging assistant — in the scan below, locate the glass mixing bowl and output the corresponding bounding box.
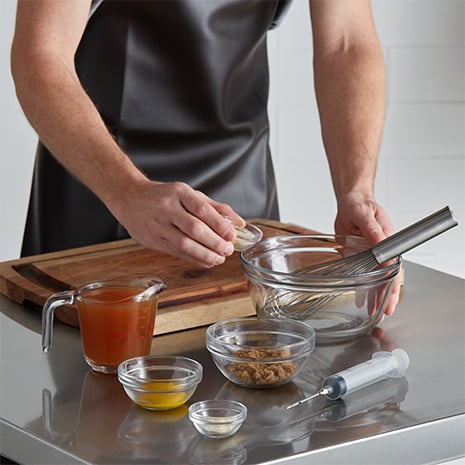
[240,235,401,343]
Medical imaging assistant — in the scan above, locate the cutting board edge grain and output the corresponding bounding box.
[153,294,256,335]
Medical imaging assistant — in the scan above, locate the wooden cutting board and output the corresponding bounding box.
[0,219,316,335]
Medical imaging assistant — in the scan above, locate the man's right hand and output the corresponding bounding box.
[112,178,244,268]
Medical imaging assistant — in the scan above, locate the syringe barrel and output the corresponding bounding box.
[322,348,409,400]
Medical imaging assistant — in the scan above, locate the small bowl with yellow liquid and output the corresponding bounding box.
[118,355,203,410]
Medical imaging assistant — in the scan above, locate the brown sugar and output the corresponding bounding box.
[227,348,298,386]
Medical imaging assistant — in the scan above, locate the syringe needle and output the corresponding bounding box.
[286,392,319,410]
[286,386,332,410]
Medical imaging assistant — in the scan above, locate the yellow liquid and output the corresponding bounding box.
[131,381,191,410]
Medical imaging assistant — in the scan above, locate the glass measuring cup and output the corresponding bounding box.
[42,275,166,373]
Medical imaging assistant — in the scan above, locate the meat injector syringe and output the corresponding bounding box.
[287,348,410,409]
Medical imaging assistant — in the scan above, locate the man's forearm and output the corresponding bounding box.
[309,0,386,203]
[313,43,385,202]
[11,51,148,216]
[10,0,149,221]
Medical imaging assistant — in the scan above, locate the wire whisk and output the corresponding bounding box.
[263,206,458,320]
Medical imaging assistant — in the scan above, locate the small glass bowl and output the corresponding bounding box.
[118,355,203,410]
[233,222,263,251]
[206,317,315,388]
[189,400,247,438]
[223,217,263,251]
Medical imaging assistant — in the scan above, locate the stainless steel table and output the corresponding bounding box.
[1,262,464,465]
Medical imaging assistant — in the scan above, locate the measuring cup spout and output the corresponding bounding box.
[42,290,75,353]
[136,278,167,301]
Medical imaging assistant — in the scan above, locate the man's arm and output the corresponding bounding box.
[309,0,400,313]
[11,0,148,223]
[11,0,238,266]
[310,0,389,237]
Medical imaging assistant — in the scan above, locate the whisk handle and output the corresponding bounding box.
[372,206,458,264]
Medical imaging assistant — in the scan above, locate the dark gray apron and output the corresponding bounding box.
[21,0,292,256]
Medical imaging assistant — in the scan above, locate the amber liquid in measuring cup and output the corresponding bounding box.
[78,286,157,371]
[42,276,166,374]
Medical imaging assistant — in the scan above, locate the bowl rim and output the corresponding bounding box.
[117,355,203,389]
[205,317,316,358]
[188,399,247,424]
[240,234,401,286]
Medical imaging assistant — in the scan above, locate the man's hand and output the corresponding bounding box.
[112,179,244,268]
[335,192,402,316]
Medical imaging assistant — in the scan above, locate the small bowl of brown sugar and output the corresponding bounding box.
[206,318,315,388]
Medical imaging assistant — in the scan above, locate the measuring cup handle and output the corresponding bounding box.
[42,290,75,353]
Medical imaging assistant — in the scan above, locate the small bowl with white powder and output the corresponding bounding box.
[188,399,247,438]
[223,216,263,251]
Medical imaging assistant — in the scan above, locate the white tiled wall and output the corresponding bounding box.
[0,0,464,279]
[267,0,465,278]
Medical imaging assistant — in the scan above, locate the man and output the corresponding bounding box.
[11,0,400,313]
